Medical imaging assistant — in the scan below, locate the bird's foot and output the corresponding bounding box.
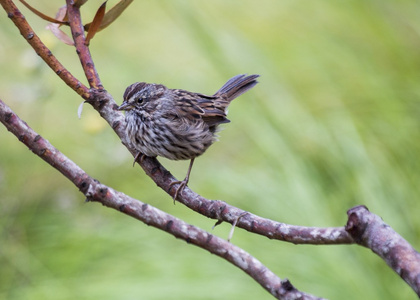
[168,158,194,204]
[169,178,189,204]
[132,152,146,167]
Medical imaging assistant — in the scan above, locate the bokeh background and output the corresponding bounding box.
[1,1,420,299]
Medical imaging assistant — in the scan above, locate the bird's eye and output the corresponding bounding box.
[136,98,143,104]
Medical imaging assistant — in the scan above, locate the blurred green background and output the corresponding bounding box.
[1,1,420,299]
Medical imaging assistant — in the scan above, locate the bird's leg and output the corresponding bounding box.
[169,158,195,203]
[132,151,146,167]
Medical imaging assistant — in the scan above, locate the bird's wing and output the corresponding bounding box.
[171,90,230,126]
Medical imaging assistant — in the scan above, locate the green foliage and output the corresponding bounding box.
[1,1,420,299]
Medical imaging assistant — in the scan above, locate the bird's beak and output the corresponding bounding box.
[118,101,132,111]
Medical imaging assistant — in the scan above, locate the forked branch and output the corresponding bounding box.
[346,206,420,296]
[2,0,90,98]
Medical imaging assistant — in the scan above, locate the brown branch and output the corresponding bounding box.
[0,98,323,300]
[2,0,353,247]
[0,0,90,99]
[346,205,420,296]
[66,0,103,89]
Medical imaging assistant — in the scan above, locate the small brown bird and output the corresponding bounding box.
[118,74,259,200]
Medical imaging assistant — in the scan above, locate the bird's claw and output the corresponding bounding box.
[132,152,146,167]
[169,179,188,204]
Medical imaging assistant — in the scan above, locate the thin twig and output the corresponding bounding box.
[66,0,103,89]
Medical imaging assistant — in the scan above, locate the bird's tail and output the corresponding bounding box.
[215,74,259,102]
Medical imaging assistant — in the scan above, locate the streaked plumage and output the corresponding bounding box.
[118,74,259,200]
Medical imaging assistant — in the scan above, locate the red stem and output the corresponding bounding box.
[66,0,103,89]
[0,0,90,99]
